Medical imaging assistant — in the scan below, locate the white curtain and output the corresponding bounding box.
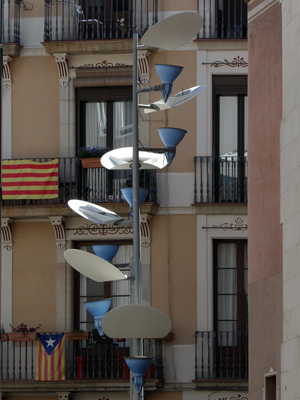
[113,100,133,148]
[85,102,107,148]
[217,242,237,336]
[110,245,132,308]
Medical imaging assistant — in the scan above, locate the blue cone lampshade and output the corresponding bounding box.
[120,187,149,209]
[92,245,119,262]
[158,127,187,165]
[84,299,112,336]
[124,357,153,394]
[155,64,183,102]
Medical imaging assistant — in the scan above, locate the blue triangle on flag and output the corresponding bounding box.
[38,333,64,356]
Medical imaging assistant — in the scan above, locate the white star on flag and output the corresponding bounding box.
[46,337,56,347]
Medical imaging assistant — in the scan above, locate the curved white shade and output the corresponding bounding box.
[101,147,168,170]
[68,199,131,226]
[101,304,172,338]
[140,12,203,50]
[64,249,127,282]
[142,85,207,114]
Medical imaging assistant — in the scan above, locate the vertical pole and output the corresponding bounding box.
[130,32,141,400]
[0,0,3,331]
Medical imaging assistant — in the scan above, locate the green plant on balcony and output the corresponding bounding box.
[8,322,42,342]
[78,146,109,168]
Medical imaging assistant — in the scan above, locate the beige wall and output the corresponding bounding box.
[149,51,197,173]
[248,0,282,398]
[11,56,60,159]
[151,215,197,345]
[12,222,57,331]
[157,1,197,12]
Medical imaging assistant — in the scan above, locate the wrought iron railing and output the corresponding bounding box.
[0,333,163,381]
[197,0,248,39]
[2,157,157,206]
[3,0,21,44]
[194,156,248,204]
[195,331,248,380]
[44,0,158,42]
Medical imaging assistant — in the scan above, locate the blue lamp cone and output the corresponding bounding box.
[84,299,112,336]
[158,127,187,165]
[155,64,183,102]
[124,357,153,394]
[121,187,149,217]
[92,245,119,262]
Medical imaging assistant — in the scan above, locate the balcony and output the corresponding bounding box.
[2,157,157,207]
[195,331,248,380]
[197,0,248,39]
[3,0,21,45]
[0,333,163,391]
[194,156,248,204]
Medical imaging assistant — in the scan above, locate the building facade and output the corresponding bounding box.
[0,1,249,400]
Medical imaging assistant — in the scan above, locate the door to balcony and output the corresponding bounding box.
[213,75,248,203]
[213,239,248,379]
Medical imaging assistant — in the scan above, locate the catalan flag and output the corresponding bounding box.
[36,333,65,381]
[2,159,59,200]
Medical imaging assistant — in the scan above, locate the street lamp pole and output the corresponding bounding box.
[130,31,142,400]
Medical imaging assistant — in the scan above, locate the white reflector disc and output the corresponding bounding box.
[64,249,126,282]
[140,12,203,50]
[101,305,172,338]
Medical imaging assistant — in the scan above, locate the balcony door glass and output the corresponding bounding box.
[213,239,248,377]
[75,243,132,332]
[213,75,248,202]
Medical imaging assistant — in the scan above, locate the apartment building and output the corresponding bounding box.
[0,1,248,400]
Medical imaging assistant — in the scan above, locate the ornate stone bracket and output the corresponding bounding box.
[2,218,13,251]
[54,53,70,87]
[2,56,13,89]
[141,214,151,247]
[138,50,150,84]
[50,216,66,249]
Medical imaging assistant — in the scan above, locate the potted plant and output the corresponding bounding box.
[66,329,89,341]
[78,146,109,168]
[8,322,42,342]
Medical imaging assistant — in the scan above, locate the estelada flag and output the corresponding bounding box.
[2,159,59,200]
[36,333,65,381]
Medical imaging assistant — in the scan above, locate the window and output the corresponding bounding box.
[213,239,248,377]
[213,75,248,202]
[76,86,133,200]
[74,242,132,332]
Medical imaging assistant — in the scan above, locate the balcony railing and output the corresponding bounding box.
[3,0,21,44]
[44,0,158,42]
[194,156,248,204]
[0,333,163,381]
[2,157,157,206]
[195,331,248,380]
[197,0,248,39]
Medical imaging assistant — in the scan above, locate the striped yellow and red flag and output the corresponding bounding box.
[2,159,59,200]
[36,333,65,381]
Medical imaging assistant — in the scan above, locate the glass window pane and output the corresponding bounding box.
[113,100,133,148]
[218,295,237,320]
[218,242,237,268]
[85,102,107,147]
[218,270,237,294]
[219,96,238,156]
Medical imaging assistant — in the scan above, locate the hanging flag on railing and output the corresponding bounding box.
[2,159,59,199]
[36,333,65,381]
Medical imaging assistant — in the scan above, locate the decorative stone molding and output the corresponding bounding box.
[141,214,151,247]
[2,56,13,89]
[138,50,150,84]
[54,53,69,87]
[2,218,13,251]
[50,216,66,249]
